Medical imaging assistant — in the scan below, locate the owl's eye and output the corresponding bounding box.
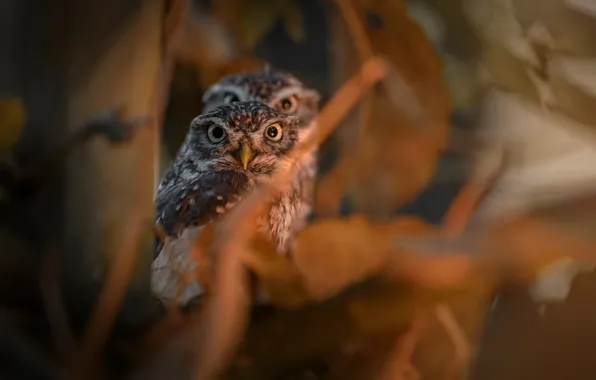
[276,95,298,114]
[207,124,226,143]
[264,123,283,141]
[223,92,240,104]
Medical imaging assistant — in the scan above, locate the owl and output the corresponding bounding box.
[201,67,321,230]
[155,101,307,258]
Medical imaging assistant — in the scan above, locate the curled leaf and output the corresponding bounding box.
[242,238,310,308]
[292,216,436,301]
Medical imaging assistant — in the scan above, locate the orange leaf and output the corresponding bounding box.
[292,215,436,300]
[322,0,451,216]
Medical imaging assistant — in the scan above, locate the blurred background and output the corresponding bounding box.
[2,0,596,379]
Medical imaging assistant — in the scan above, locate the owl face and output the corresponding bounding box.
[201,67,320,132]
[181,101,301,178]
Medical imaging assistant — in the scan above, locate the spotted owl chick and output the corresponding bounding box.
[155,102,306,259]
[201,67,320,237]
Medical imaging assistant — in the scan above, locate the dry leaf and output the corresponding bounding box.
[242,238,310,308]
[292,216,388,301]
[292,216,436,301]
[240,0,304,50]
[0,97,26,151]
[321,0,450,217]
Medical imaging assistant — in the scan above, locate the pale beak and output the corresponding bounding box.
[239,143,253,170]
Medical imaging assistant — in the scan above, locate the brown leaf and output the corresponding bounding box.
[321,0,450,217]
[242,238,310,308]
[292,216,436,301]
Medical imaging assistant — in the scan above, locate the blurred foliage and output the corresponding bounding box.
[0,97,25,151]
[6,0,596,379]
[316,0,450,218]
[465,0,596,127]
[240,0,305,49]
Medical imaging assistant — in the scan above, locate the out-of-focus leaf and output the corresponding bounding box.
[281,1,305,44]
[321,0,451,217]
[240,0,279,50]
[242,215,439,308]
[464,0,596,128]
[292,216,389,301]
[529,257,596,303]
[240,0,304,50]
[292,216,435,301]
[242,238,310,308]
[0,97,26,151]
[443,54,480,109]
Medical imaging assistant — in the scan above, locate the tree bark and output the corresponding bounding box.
[61,0,164,322]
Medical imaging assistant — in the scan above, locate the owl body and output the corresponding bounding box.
[155,101,307,256]
[153,70,320,303]
[201,67,321,242]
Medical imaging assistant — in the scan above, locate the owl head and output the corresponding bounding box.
[178,101,302,179]
[156,101,303,237]
[201,66,320,134]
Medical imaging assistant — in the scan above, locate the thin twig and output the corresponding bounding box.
[435,304,472,365]
[192,56,388,380]
[39,252,76,362]
[75,217,145,375]
[443,143,507,236]
[380,311,427,380]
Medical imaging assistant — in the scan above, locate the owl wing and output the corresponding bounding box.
[152,171,248,304]
[154,170,249,255]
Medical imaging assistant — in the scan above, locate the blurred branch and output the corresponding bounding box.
[379,311,426,380]
[442,142,506,235]
[434,304,471,373]
[39,252,76,363]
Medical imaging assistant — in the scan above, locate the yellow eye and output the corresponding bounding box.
[264,123,283,141]
[276,95,298,114]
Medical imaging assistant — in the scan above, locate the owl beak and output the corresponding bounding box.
[239,143,253,170]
